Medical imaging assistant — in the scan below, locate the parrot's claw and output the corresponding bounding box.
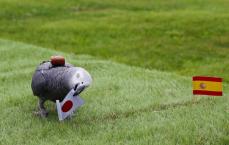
[34,98,48,118]
[33,109,48,118]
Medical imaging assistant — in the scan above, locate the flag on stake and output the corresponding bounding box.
[56,89,84,121]
[192,76,223,96]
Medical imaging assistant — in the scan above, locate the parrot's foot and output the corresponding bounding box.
[33,109,48,118]
[34,98,48,118]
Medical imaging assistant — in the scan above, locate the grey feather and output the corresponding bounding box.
[32,61,79,102]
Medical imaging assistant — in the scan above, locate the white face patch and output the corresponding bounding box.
[76,73,80,79]
[70,67,92,88]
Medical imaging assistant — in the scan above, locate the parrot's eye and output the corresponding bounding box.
[81,82,84,84]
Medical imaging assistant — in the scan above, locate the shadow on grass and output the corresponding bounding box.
[80,98,217,125]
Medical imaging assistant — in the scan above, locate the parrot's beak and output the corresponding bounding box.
[73,83,86,96]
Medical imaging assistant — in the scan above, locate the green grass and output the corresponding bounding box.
[0,40,228,145]
[0,0,229,81]
[0,0,228,144]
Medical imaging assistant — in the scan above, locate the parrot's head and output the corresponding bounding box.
[69,67,92,96]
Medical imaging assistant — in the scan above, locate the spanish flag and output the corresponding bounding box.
[192,76,223,96]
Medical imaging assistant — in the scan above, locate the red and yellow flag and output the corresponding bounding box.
[192,76,223,96]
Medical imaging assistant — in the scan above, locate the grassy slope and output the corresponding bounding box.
[0,40,228,145]
[0,0,229,81]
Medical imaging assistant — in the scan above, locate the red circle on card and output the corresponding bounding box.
[61,100,73,112]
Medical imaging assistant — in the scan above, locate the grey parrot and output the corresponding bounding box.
[31,57,92,117]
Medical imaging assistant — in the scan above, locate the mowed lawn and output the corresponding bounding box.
[0,0,229,144]
[0,40,228,145]
[0,0,229,81]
